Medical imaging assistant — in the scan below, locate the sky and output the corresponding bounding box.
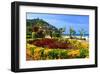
[26,13,89,34]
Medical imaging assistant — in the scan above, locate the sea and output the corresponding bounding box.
[63,34,89,37]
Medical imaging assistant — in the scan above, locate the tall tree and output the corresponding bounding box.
[79,28,85,39]
[69,27,76,39]
[59,27,66,37]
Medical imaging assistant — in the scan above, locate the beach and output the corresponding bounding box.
[62,35,89,41]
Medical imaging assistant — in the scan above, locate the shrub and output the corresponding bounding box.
[48,49,69,59]
[26,35,32,38]
[29,38,73,49]
[30,47,35,55]
[32,32,37,39]
[36,29,45,38]
[59,50,68,59]
[79,48,89,58]
[39,48,46,60]
[48,49,59,59]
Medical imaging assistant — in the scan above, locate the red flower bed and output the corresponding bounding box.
[28,38,73,49]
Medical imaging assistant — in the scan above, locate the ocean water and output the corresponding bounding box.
[63,34,89,37]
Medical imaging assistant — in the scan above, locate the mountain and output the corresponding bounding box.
[26,18,59,33]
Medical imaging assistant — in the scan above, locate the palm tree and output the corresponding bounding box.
[69,27,76,39]
[79,28,85,39]
[49,29,53,38]
[73,30,76,38]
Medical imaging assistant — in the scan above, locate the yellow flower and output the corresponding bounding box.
[68,49,80,58]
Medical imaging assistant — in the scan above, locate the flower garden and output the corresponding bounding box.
[26,38,89,60]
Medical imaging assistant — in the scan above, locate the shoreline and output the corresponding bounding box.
[62,35,89,41]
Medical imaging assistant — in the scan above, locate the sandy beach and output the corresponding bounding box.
[62,35,89,41]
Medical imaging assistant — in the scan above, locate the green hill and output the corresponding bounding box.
[26,18,59,38]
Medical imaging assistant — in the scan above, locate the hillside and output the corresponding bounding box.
[26,18,59,32]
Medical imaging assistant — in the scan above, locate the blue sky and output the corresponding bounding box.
[27,13,89,34]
